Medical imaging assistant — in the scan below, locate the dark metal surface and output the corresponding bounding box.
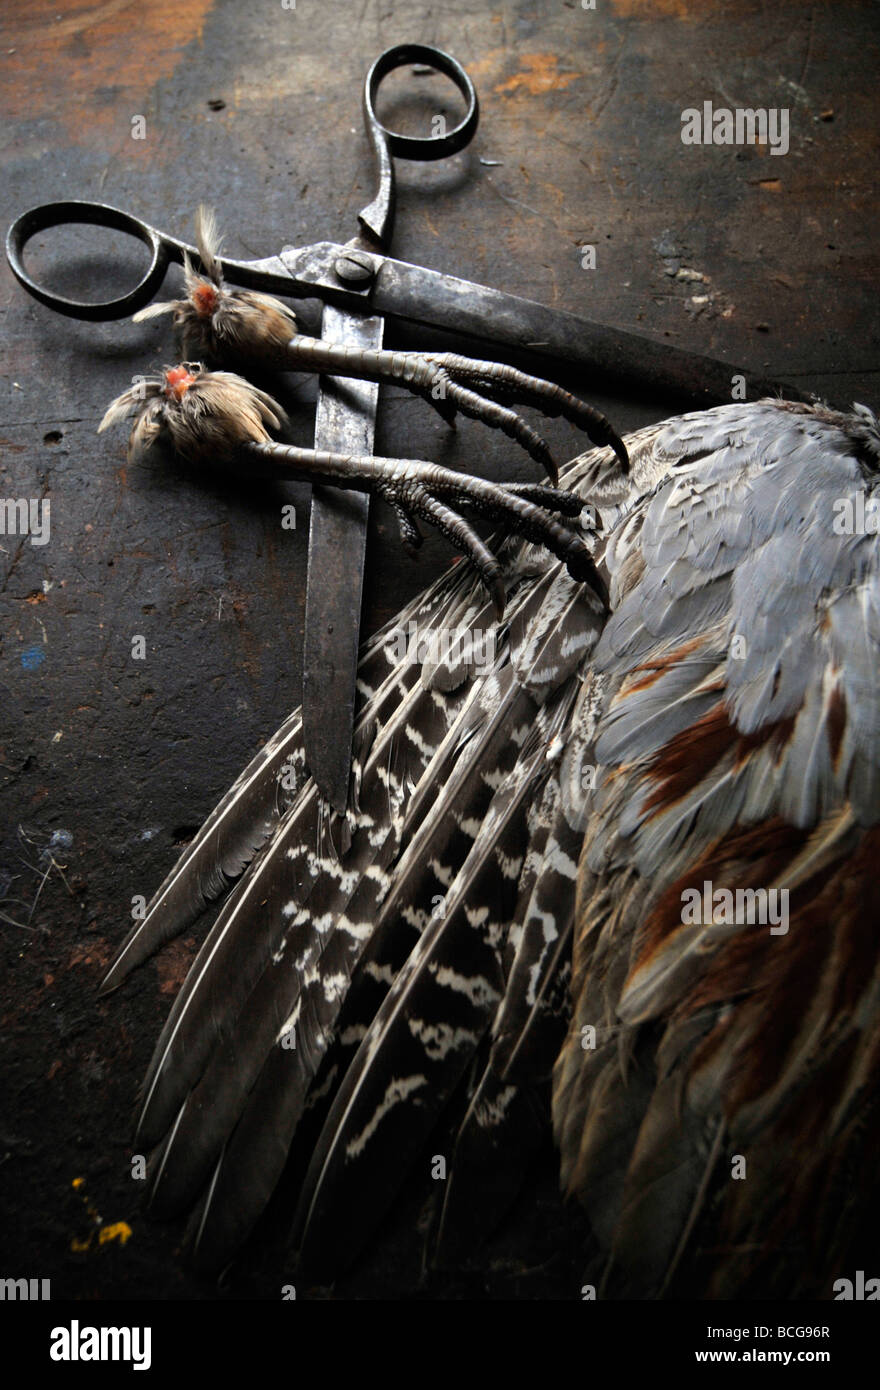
[366,255,810,405]
[1,0,877,1305]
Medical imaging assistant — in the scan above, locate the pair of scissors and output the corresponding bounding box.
[301,45,480,813]
[5,43,805,810]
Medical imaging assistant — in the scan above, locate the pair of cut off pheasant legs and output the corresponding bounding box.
[101,204,626,618]
[13,44,794,806]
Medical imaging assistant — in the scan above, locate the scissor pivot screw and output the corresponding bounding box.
[334,252,375,285]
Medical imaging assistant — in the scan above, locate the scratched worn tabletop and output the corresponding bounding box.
[1,0,878,1301]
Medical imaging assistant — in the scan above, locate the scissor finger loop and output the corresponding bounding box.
[359,43,479,248]
[5,199,192,321]
[364,43,479,161]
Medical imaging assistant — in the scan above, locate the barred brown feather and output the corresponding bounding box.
[107,398,880,1296]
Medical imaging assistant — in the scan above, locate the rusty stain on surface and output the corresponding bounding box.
[67,938,112,973]
[610,0,720,17]
[1,0,214,144]
[155,936,197,994]
[494,54,582,97]
[98,1221,132,1246]
[467,49,504,81]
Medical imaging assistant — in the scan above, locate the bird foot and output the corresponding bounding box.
[252,441,606,617]
[407,349,629,474]
[133,208,629,481]
[100,364,608,618]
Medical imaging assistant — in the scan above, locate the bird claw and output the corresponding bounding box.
[386,496,424,552]
[412,350,629,475]
[100,365,610,617]
[280,447,606,616]
[134,208,629,480]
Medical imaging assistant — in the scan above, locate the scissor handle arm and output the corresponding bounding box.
[5,199,311,322]
[358,43,479,248]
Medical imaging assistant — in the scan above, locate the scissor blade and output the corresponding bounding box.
[303,305,383,811]
[272,243,806,406]
[368,259,809,406]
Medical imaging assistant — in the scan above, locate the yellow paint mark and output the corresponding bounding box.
[494,54,582,97]
[99,1222,133,1246]
[758,179,782,192]
[70,1176,133,1254]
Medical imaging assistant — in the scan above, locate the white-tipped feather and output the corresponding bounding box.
[195,203,223,282]
[131,300,180,323]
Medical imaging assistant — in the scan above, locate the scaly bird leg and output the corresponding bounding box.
[245,440,605,614]
[131,206,629,480]
[99,365,607,617]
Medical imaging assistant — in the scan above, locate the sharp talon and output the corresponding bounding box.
[565,543,608,605]
[535,450,558,486]
[386,496,423,551]
[434,399,458,428]
[608,432,630,473]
